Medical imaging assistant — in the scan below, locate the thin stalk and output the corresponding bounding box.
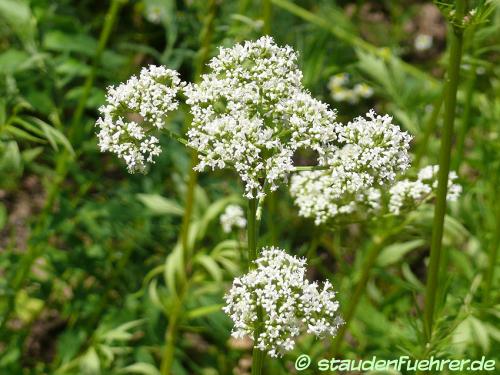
[292,165,329,172]
[262,0,272,34]
[423,0,466,343]
[330,235,386,356]
[69,0,124,143]
[414,89,444,168]
[483,177,500,302]
[159,2,217,374]
[247,199,258,267]
[180,151,198,266]
[247,198,264,375]
[160,283,188,375]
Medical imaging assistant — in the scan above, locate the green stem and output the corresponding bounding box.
[292,165,329,172]
[159,2,217,373]
[160,283,188,375]
[262,0,272,34]
[483,177,500,302]
[247,199,258,268]
[330,235,386,356]
[415,89,444,168]
[180,151,198,266]
[69,0,124,143]
[423,0,466,343]
[247,198,264,375]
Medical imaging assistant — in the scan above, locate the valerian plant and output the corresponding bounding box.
[96,36,417,374]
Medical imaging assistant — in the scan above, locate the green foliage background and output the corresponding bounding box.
[0,0,499,374]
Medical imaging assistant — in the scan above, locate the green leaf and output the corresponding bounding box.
[43,31,98,56]
[137,194,184,216]
[27,116,74,154]
[469,316,490,352]
[195,254,222,282]
[80,347,100,375]
[186,304,223,320]
[197,195,242,241]
[0,141,22,173]
[377,239,425,267]
[102,319,145,343]
[120,363,161,375]
[0,0,34,45]
[0,49,30,74]
[4,124,45,143]
[164,243,184,296]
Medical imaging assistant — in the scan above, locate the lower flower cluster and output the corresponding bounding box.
[290,164,462,225]
[223,247,343,357]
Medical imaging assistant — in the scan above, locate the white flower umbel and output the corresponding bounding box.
[185,36,339,199]
[291,161,461,224]
[223,247,343,357]
[389,165,462,215]
[290,110,412,225]
[96,65,182,173]
[220,204,247,233]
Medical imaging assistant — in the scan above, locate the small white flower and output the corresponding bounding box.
[328,74,373,104]
[353,83,374,99]
[145,5,163,24]
[414,34,433,52]
[220,204,247,233]
[96,65,183,173]
[327,73,349,90]
[223,247,343,357]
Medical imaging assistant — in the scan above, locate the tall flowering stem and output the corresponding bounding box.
[247,198,265,374]
[159,1,218,374]
[262,0,272,34]
[330,235,386,356]
[423,0,466,342]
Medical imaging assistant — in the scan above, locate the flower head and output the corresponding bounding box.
[220,204,247,233]
[290,110,412,225]
[96,65,182,173]
[388,165,462,215]
[291,161,461,224]
[223,247,343,357]
[186,36,339,198]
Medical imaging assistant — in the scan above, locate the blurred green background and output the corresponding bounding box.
[0,0,499,374]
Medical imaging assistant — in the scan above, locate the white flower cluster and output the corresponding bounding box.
[185,36,339,199]
[291,110,412,225]
[96,65,182,173]
[388,165,462,215]
[328,73,374,104]
[223,247,343,358]
[291,163,461,224]
[220,204,247,233]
